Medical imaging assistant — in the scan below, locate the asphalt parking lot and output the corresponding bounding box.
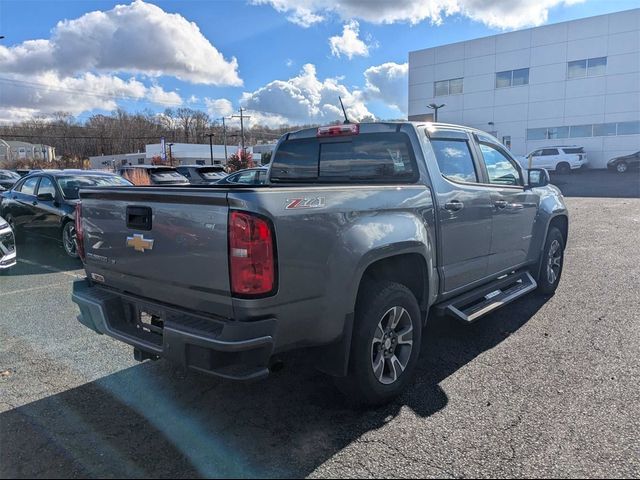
[1,170,639,478]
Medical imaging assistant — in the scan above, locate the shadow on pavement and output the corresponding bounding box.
[551,169,639,198]
[5,235,82,276]
[0,294,548,478]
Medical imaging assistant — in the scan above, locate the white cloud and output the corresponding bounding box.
[204,98,234,118]
[239,63,374,127]
[329,21,371,59]
[0,0,241,85]
[253,0,584,30]
[147,85,183,106]
[364,62,408,114]
[286,58,294,67]
[0,72,185,122]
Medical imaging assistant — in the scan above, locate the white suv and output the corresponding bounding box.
[521,146,588,174]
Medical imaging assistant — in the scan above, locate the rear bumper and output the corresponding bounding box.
[72,280,276,381]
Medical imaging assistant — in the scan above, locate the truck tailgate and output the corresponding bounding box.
[79,188,233,318]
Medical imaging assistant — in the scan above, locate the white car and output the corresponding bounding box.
[0,216,17,269]
[520,146,588,174]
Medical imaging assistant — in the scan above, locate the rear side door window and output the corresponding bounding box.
[478,143,522,186]
[37,177,57,198]
[430,139,479,184]
[20,177,39,196]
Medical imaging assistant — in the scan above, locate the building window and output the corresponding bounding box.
[526,121,639,141]
[495,68,529,88]
[593,123,616,137]
[547,127,569,139]
[569,125,593,138]
[434,77,463,96]
[137,158,145,165]
[617,121,640,135]
[526,128,547,140]
[568,57,607,79]
[502,136,512,150]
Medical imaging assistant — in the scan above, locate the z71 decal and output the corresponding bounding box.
[285,197,326,209]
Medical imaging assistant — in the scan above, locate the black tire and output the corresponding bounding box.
[556,162,571,175]
[61,221,79,258]
[536,227,565,295]
[615,161,628,174]
[5,215,24,244]
[335,281,422,406]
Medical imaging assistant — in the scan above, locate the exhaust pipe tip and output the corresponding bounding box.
[269,359,284,373]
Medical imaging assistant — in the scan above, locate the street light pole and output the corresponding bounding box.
[427,103,446,122]
[221,117,228,163]
[207,133,214,165]
[167,143,174,166]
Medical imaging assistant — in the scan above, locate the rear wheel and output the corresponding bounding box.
[335,281,422,406]
[615,161,628,174]
[537,227,564,295]
[5,216,24,244]
[556,162,571,175]
[62,221,79,258]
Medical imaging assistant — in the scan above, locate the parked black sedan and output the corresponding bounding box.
[607,151,640,174]
[0,170,132,258]
[0,170,21,190]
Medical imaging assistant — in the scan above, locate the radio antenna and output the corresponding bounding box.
[339,96,350,124]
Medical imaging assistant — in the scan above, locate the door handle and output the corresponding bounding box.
[494,200,508,209]
[444,200,464,211]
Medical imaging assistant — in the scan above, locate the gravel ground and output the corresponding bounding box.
[1,175,639,478]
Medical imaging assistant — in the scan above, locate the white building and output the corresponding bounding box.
[408,8,640,168]
[89,143,267,169]
[0,139,56,164]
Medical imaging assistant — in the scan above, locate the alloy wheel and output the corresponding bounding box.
[63,223,78,257]
[370,306,414,385]
[546,239,562,285]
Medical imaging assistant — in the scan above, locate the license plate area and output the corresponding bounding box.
[120,301,165,347]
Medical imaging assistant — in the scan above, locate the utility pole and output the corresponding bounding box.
[232,108,251,152]
[221,117,228,163]
[206,133,214,165]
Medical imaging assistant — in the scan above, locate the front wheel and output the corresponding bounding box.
[615,161,628,174]
[335,281,422,406]
[537,227,565,295]
[62,221,79,258]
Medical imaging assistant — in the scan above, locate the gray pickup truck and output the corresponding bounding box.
[72,122,568,405]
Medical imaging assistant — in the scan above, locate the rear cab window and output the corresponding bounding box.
[270,130,418,183]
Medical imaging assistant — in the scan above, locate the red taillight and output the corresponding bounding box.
[317,123,359,137]
[229,211,276,296]
[75,202,85,261]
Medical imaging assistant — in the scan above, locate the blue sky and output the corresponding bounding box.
[0,0,636,126]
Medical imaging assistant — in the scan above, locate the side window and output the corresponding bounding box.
[21,177,39,195]
[37,177,56,197]
[531,150,542,157]
[479,143,522,186]
[233,171,256,184]
[541,149,559,156]
[431,139,479,184]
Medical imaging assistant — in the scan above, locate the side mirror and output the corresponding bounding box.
[37,192,55,202]
[528,168,550,188]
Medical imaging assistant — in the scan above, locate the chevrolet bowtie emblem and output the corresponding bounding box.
[126,234,154,253]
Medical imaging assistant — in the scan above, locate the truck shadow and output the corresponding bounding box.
[4,236,82,276]
[0,295,547,478]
